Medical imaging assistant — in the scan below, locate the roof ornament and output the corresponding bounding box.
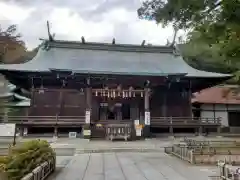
[47,21,54,41]
[112,38,115,44]
[81,36,86,44]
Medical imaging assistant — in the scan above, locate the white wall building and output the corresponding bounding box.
[192,85,240,133]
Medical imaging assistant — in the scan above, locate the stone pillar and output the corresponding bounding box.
[143,88,151,138]
[84,77,92,139]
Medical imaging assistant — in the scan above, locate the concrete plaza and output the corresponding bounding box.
[52,152,218,180]
[48,137,226,180]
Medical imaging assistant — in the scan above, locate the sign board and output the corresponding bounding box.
[144,111,150,125]
[85,110,91,124]
[136,129,142,136]
[0,124,15,137]
[134,120,139,126]
[69,132,77,138]
[83,130,91,136]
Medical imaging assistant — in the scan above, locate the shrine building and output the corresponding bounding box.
[0,38,232,139]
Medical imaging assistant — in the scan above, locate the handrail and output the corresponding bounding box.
[151,116,220,120]
[4,116,86,125]
[151,117,221,125]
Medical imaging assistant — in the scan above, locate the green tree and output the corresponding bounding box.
[138,0,240,66]
[0,24,26,63]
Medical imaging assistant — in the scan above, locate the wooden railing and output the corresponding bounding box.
[4,116,85,125]
[2,116,220,127]
[92,120,132,125]
[151,117,221,127]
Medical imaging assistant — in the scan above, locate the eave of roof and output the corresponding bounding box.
[192,85,240,104]
[0,39,233,78]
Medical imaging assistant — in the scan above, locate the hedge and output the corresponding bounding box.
[0,140,56,180]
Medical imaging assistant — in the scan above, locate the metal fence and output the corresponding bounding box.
[210,160,240,180]
[21,158,55,180]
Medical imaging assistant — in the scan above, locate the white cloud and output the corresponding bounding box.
[0,2,34,23]
[0,0,186,50]
[49,8,114,41]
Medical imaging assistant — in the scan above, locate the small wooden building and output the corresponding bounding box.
[0,39,231,139]
[192,85,240,134]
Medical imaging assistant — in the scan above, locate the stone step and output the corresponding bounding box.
[75,147,164,154]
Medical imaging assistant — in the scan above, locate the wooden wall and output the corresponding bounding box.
[29,88,86,116]
[151,85,192,117]
[28,84,192,118]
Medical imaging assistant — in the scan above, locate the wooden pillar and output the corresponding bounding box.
[144,87,151,138]
[199,125,203,136]
[169,117,173,136]
[85,77,92,123]
[19,127,24,136]
[169,126,173,135]
[84,77,92,139]
[116,103,122,120]
[188,80,193,117]
[217,117,221,135]
[54,127,58,137]
[162,94,167,117]
[100,103,108,120]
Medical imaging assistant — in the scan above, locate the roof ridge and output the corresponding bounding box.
[43,39,175,54]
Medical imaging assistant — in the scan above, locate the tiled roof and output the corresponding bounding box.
[0,40,232,77]
[192,85,240,104]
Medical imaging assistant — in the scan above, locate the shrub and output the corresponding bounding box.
[0,140,56,180]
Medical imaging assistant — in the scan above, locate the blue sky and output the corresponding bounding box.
[0,0,186,49]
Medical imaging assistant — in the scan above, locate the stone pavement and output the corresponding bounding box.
[52,152,219,180]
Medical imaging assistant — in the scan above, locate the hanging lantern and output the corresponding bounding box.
[141,91,143,97]
[113,90,116,98]
[125,91,128,98]
[122,91,125,98]
[107,91,110,98]
[95,90,98,96]
[128,91,131,97]
[133,92,136,97]
[129,86,134,98]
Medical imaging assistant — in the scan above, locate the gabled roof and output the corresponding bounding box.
[192,85,240,104]
[0,39,232,77]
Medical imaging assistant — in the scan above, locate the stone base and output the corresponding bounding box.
[197,135,205,139]
[168,136,175,140]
